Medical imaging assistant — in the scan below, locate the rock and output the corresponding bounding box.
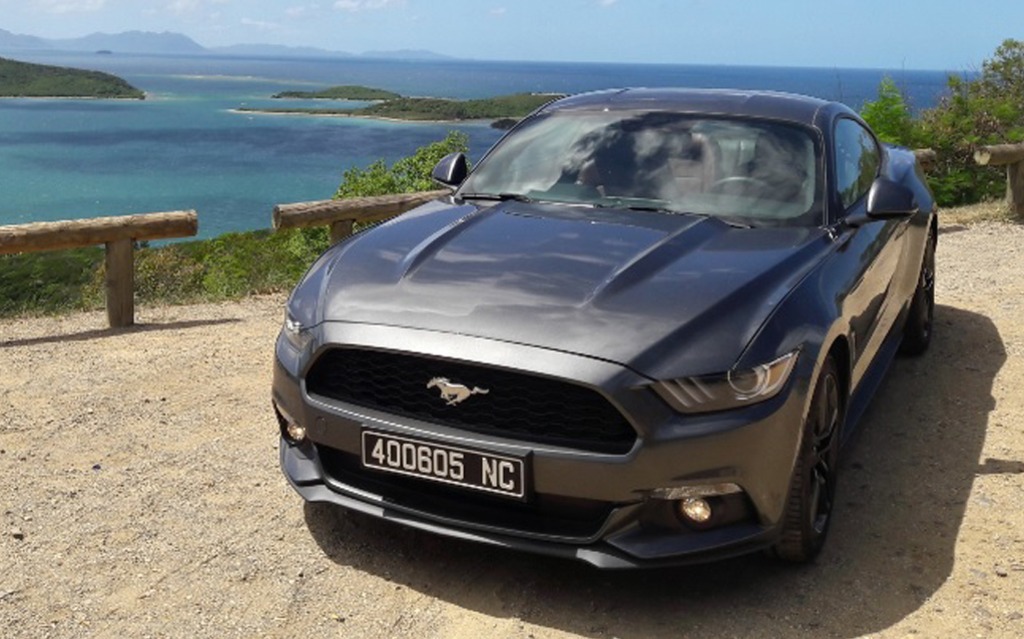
[11,527,25,540]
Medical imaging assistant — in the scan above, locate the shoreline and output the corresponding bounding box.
[229,107,491,125]
[0,93,147,100]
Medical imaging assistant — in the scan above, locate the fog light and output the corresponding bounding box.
[680,497,712,524]
[286,422,306,442]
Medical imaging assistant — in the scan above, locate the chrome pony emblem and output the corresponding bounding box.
[427,377,490,406]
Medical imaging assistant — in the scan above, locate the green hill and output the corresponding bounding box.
[358,93,561,120]
[0,56,145,99]
[272,85,401,100]
[241,91,562,123]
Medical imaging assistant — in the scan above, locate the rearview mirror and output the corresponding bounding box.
[847,178,918,227]
[866,177,917,218]
[431,152,468,188]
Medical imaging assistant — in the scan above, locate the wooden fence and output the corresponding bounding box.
[272,190,449,244]
[0,211,198,328]
[974,143,1024,215]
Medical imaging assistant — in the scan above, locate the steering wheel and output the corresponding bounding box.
[708,176,771,195]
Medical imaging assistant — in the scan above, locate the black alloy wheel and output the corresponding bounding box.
[774,355,844,563]
[900,228,936,356]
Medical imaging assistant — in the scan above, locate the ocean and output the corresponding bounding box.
[0,51,957,239]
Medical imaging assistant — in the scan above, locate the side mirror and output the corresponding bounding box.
[431,152,468,188]
[847,177,918,227]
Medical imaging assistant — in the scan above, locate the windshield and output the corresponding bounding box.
[460,110,822,226]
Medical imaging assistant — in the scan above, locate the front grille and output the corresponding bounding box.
[305,348,637,454]
[318,447,612,539]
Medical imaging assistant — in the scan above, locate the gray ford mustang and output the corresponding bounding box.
[272,88,936,567]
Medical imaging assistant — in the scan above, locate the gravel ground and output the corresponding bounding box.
[1,220,1022,638]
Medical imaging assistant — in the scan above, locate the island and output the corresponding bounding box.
[239,89,563,127]
[272,85,401,100]
[0,56,144,99]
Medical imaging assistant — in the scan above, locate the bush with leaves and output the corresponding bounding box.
[864,39,1024,207]
[859,76,920,147]
[334,130,469,198]
[290,130,470,253]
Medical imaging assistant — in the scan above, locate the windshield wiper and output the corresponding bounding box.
[458,192,534,203]
[595,202,755,229]
[593,201,688,215]
[684,212,754,229]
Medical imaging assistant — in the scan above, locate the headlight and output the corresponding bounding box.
[654,350,799,414]
[281,309,313,351]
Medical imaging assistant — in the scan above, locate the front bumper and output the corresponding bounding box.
[273,322,810,568]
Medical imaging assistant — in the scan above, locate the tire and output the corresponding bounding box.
[774,355,844,563]
[899,229,936,356]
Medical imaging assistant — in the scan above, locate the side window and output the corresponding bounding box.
[834,119,880,209]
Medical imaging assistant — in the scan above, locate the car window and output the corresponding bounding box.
[834,118,880,209]
[460,111,822,227]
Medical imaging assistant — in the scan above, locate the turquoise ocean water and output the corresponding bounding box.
[0,52,955,239]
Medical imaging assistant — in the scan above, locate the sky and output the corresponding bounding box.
[0,0,1020,71]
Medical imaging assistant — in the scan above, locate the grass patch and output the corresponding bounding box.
[0,228,329,320]
[0,247,105,316]
[938,200,1017,226]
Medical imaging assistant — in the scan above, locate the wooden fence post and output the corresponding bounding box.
[1008,160,1024,217]
[974,143,1024,217]
[105,238,135,328]
[330,219,355,245]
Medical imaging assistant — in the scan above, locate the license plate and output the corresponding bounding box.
[361,430,527,500]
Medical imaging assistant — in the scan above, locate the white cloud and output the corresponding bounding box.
[165,0,229,14]
[35,0,107,13]
[241,17,281,31]
[598,0,618,6]
[490,7,506,16]
[334,0,403,12]
[166,0,200,13]
[285,3,322,18]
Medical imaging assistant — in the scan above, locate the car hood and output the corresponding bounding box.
[312,199,830,379]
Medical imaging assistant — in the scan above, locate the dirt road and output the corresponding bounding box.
[1,221,1022,638]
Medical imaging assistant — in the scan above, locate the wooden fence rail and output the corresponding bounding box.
[974,142,1024,216]
[914,148,936,172]
[0,211,198,328]
[272,190,449,244]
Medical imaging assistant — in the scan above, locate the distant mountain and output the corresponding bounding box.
[60,31,206,54]
[0,28,453,60]
[0,28,50,50]
[0,29,204,55]
[362,49,455,61]
[209,43,355,58]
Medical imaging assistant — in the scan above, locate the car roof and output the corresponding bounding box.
[541,88,842,127]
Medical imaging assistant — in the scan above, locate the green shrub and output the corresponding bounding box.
[335,130,469,198]
[860,76,919,146]
[864,39,1024,207]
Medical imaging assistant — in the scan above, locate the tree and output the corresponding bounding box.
[978,39,1024,110]
[860,76,917,146]
[289,131,471,255]
[334,130,469,198]
[859,40,1024,207]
